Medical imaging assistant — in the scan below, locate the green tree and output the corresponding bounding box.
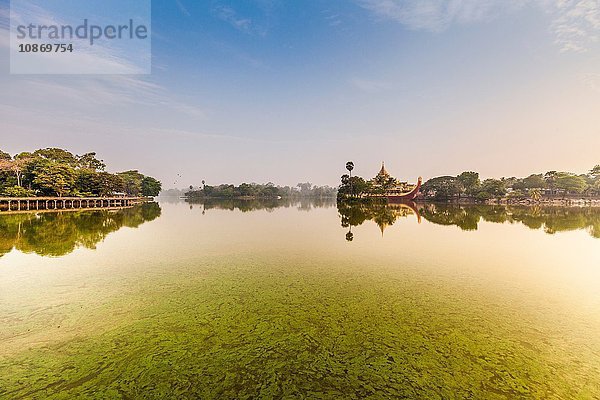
[475,191,493,201]
[87,172,124,197]
[479,179,507,200]
[118,170,145,196]
[76,168,122,195]
[523,174,545,189]
[34,148,78,167]
[338,174,370,199]
[75,169,98,195]
[422,176,460,200]
[349,176,369,196]
[341,174,350,186]
[502,177,519,192]
[457,171,480,197]
[1,148,161,198]
[555,173,587,194]
[77,152,106,171]
[2,186,35,197]
[237,183,255,197]
[33,161,76,197]
[141,176,162,197]
[259,183,280,198]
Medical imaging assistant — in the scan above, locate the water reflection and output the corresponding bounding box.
[0,203,161,258]
[2,199,600,398]
[186,198,336,213]
[338,202,600,240]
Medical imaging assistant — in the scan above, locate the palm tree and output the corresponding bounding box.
[346,161,354,196]
[530,188,542,202]
[346,161,354,177]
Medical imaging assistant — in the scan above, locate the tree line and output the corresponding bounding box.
[421,166,600,201]
[186,182,337,200]
[337,161,600,202]
[0,148,162,197]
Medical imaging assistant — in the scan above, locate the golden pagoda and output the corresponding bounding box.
[368,162,423,201]
[376,162,391,179]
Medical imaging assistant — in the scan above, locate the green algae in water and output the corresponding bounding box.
[2,202,600,399]
[2,257,599,400]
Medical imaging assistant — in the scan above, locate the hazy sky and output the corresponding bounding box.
[1,0,599,187]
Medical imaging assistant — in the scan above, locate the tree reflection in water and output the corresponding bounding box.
[0,203,161,258]
[338,201,421,240]
[186,198,336,213]
[338,202,600,240]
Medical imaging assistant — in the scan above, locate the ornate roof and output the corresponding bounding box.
[377,162,390,178]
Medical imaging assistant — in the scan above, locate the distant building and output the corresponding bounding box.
[368,162,422,201]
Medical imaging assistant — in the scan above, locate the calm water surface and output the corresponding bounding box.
[1,200,600,399]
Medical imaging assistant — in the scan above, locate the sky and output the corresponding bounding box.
[1,0,599,188]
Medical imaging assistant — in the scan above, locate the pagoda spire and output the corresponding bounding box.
[378,161,389,177]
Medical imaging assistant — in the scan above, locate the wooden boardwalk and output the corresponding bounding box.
[0,197,147,212]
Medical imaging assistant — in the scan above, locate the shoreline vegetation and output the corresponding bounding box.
[0,148,162,198]
[337,161,600,206]
[184,182,337,201]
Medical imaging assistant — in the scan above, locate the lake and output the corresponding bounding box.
[1,200,600,399]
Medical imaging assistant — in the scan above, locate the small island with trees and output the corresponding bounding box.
[185,182,337,201]
[0,147,162,199]
[338,161,600,206]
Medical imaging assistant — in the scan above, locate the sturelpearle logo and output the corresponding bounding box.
[10,0,151,74]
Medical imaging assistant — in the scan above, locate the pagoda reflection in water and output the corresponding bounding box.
[338,202,600,241]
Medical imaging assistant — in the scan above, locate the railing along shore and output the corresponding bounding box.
[0,197,149,212]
